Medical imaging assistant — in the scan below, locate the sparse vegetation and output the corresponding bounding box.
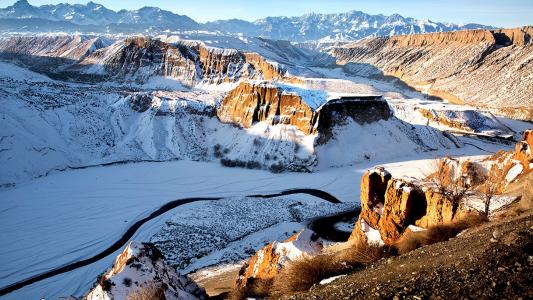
[426,157,470,213]
[253,138,262,147]
[293,142,300,153]
[220,158,261,170]
[270,254,348,295]
[123,277,132,287]
[228,279,273,300]
[269,162,285,173]
[232,211,489,299]
[478,168,503,217]
[213,144,222,158]
[101,278,113,292]
[126,282,166,300]
[232,242,387,299]
[393,213,487,254]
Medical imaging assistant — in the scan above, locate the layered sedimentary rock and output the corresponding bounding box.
[417,108,512,136]
[331,27,533,120]
[217,81,389,135]
[85,37,302,85]
[77,37,291,84]
[235,229,323,289]
[0,35,292,85]
[486,130,533,191]
[351,130,533,245]
[0,35,110,61]
[217,81,318,133]
[86,242,206,300]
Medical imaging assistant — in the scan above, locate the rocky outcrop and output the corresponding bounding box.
[77,37,293,85]
[217,81,389,135]
[349,170,430,245]
[0,35,110,61]
[217,81,318,134]
[417,108,512,136]
[0,35,294,85]
[235,229,323,289]
[85,242,206,300]
[331,27,533,120]
[351,130,533,245]
[485,130,533,190]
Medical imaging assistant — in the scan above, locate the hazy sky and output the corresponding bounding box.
[2,0,532,27]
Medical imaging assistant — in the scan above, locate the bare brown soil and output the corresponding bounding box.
[283,211,533,300]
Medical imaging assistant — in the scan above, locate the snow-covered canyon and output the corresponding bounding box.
[0,33,530,299]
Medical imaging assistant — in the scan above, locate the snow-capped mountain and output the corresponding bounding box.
[207,11,492,42]
[0,0,199,30]
[0,0,491,40]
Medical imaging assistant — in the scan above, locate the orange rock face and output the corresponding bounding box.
[378,179,427,244]
[78,37,293,85]
[351,130,533,246]
[514,130,533,172]
[332,27,533,120]
[386,29,496,47]
[351,170,461,245]
[358,168,391,229]
[217,81,318,134]
[218,82,391,136]
[235,229,322,289]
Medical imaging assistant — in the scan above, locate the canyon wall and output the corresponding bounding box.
[0,36,293,85]
[217,82,319,134]
[351,130,533,246]
[80,37,292,85]
[331,27,533,120]
[217,81,390,136]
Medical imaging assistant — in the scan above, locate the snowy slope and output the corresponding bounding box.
[2,58,523,186]
[0,137,510,299]
[86,242,206,300]
[0,62,318,185]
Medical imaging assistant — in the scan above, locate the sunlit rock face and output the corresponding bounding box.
[331,27,533,120]
[217,81,319,134]
[76,37,290,84]
[0,35,291,85]
[350,130,533,245]
[235,229,323,290]
[217,81,391,136]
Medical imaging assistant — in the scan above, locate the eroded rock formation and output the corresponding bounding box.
[217,81,390,136]
[82,37,297,85]
[0,35,294,85]
[86,242,206,300]
[217,81,318,133]
[331,27,533,120]
[235,229,323,290]
[351,130,533,245]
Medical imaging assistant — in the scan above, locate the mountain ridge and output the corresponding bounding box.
[0,0,493,41]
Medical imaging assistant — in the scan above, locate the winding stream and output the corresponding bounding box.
[0,188,344,296]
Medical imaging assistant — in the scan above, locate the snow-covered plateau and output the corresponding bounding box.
[0,31,531,299]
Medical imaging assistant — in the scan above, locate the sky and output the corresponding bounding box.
[1,0,532,27]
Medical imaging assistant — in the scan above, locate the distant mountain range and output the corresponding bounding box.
[0,0,493,41]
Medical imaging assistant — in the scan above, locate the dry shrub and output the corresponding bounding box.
[339,242,388,265]
[394,213,487,255]
[126,282,166,300]
[425,157,471,215]
[270,242,386,296]
[227,278,273,300]
[226,288,247,300]
[492,205,527,221]
[270,254,346,296]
